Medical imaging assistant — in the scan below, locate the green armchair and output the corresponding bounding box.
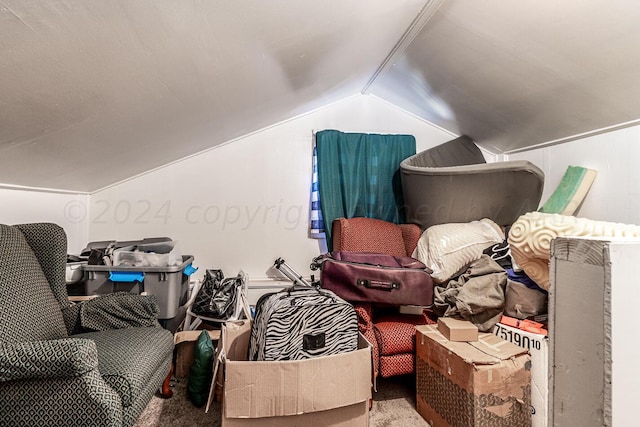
[0,223,174,427]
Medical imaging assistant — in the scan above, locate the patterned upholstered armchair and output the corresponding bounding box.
[331,217,436,380]
[0,223,174,427]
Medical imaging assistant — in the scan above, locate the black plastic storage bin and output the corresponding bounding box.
[81,255,196,320]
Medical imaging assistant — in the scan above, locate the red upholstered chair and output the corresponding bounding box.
[331,217,436,379]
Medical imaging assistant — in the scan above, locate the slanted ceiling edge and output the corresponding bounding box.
[0,91,488,196]
[0,183,91,196]
[86,93,365,194]
[504,118,640,155]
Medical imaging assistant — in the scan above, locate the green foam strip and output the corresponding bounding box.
[539,166,597,215]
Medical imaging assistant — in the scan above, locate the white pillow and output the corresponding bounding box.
[413,218,504,284]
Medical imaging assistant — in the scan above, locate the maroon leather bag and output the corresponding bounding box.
[311,252,434,306]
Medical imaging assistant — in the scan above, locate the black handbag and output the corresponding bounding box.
[191,270,231,317]
[191,269,249,321]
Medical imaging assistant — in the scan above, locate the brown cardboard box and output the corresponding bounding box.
[416,325,531,427]
[173,329,221,378]
[437,317,478,342]
[218,321,371,427]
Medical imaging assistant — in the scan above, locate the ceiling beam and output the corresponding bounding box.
[361,0,446,94]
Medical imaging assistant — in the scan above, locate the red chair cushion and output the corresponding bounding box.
[374,314,429,356]
[379,353,415,378]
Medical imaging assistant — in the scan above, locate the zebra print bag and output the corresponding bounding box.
[248,286,359,361]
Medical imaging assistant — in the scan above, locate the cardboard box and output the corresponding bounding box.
[437,317,478,342]
[173,329,221,378]
[415,325,531,427]
[218,321,372,426]
[493,322,548,427]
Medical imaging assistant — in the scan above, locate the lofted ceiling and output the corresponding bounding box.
[2,0,640,192]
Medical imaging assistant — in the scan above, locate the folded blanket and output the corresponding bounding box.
[433,255,507,332]
[79,292,160,331]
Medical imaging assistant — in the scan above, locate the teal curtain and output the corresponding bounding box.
[316,129,416,250]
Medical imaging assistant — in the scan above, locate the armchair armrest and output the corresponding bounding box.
[353,302,373,330]
[0,338,98,382]
[76,292,161,332]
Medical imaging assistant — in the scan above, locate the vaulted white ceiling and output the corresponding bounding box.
[2,0,640,192]
[368,0,640,154]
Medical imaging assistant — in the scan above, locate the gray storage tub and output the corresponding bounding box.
[400,135,545,229]
[81,255,196,320]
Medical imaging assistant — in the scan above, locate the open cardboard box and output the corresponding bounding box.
[213,320,372,426]
[173,329,221,378]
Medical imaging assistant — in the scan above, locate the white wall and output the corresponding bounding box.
[6,98,638,270]
[5,96,639,275]
[507,124,640,225]
[88,95,454,280]
[0,188,90,253]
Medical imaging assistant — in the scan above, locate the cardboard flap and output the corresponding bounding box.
[416,325,527,365]
[223,326,371,419]
[417,325,498,364]
[223,321,253,360]
[174,329,220,345]
[469,333,529,361]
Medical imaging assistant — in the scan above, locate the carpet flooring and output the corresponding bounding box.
[133,374,430,427]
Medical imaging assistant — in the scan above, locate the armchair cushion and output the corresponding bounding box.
[0,224,68,343]
[0,339,98,382]
[379,353,416,378]
[78,292,161,331]
[374,314,429,356]
[74,327,174,407]
[1,371,123,427]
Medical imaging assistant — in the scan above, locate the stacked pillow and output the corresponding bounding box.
[413,218,504,284]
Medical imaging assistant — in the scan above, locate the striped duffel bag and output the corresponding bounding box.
[248,286,359,361]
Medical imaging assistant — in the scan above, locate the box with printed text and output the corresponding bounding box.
[492,322,548,427]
